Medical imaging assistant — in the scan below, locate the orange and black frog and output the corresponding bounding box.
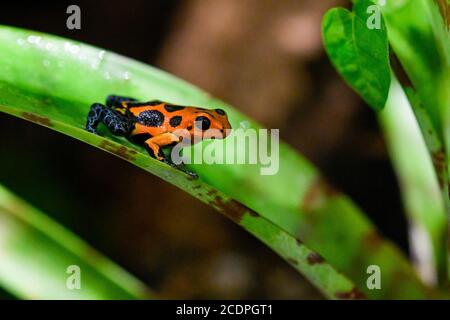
[86,95,232,178]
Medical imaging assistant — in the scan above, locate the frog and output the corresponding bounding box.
[86,95,232,178]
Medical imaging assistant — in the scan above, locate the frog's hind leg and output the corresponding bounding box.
[86,103,132,136]
[106,95,138,108]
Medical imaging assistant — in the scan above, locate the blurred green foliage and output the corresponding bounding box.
[0,184,152,299]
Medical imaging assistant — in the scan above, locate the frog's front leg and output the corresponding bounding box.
[143,133,179,161]
[86,103,132,136]
[144,133,198,179]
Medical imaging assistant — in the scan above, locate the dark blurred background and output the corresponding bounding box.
[0,0,408,299]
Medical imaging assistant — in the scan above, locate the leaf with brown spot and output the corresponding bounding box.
[362,231,384,251]
[301,177,339,212]
[431,149,446,189]
[99,140,137,161]
[22,112,52,127]
[335,287,367,300]
[307,252,325,265]
[210,195,259,223]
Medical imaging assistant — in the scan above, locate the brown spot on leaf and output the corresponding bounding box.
[247,210,260,218]
[431,149,446,188]
[22,112,52,127]
[363,231,384,250]
[307,252,325,265]
[301,177,339,212]
[335,287,366,300]
[210,194,260,223]
[99,140,137,161]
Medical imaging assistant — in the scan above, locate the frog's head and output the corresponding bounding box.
[186,108,232,140]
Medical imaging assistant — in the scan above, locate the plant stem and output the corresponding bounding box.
[379,76,447,285]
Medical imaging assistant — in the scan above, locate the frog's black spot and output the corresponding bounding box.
[164,104,185,112]
[170,115,182,127]
[138,110,164,127]
[195,116,211,130]
[187,125,193,131]
[215,108,226,115]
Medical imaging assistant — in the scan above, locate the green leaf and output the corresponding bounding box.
[322,0,391,111]
[0,183,152,299]
[0,25,432,299]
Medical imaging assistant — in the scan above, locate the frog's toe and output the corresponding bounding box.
[174,163,199,179]
[186,171,199,180]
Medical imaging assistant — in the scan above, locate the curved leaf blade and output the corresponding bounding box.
[0,184,152,299]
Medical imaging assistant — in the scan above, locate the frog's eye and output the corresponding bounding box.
[195,116,211,130]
